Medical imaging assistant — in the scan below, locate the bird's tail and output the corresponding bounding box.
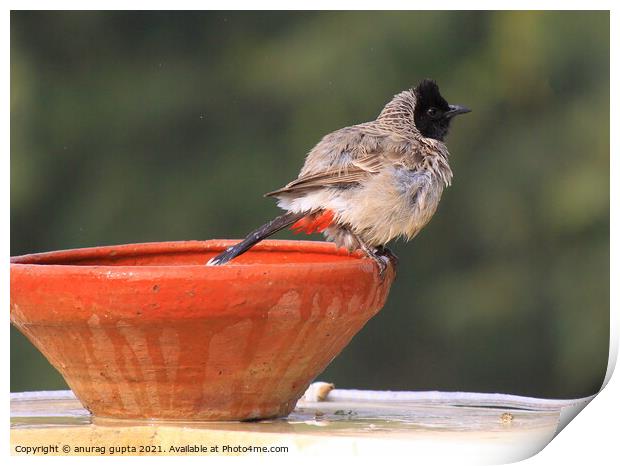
[207,211,307,266]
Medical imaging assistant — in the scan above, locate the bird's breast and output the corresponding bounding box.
[332,166,446,245]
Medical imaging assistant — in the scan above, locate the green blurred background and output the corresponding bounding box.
[11,11,609,398]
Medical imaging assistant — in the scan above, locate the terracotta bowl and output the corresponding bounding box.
[10,240,395,421]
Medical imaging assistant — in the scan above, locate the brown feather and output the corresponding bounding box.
[264,152,389,197]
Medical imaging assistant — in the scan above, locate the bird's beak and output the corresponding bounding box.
[445,104,471,118]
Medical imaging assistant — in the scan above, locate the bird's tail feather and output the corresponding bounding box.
[207,211,307,265]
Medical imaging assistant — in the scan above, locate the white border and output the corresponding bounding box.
[3,4,616,465]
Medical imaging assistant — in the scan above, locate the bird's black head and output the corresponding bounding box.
[413,79,470,141]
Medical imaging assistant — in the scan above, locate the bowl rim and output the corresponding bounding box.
[10,239,377,272]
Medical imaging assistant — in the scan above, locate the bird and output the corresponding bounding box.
[208,79,470,277]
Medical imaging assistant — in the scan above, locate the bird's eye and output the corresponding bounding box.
[427,107,439,118]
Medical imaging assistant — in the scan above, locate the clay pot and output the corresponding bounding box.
[11,240,394,421]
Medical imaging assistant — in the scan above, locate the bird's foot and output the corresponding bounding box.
[356,240,390,280]
[372,254,391,280]
[376,245,399,268]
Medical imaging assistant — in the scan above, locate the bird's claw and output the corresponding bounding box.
[372,247,400,280]
[374,255,390,280]
[354,237,397,281]
[363,247,393,281]
[376,246,399,268]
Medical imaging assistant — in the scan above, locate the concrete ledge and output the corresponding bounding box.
[10,387,593,461]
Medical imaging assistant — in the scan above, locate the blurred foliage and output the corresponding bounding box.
[11,11,609,398]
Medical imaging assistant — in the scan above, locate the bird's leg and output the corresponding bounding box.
[352,234,390,279]
[375,245,399,268]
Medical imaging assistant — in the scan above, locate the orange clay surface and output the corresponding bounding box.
[10,240,394,421]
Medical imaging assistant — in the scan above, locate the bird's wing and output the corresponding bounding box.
[264,152,387,197]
